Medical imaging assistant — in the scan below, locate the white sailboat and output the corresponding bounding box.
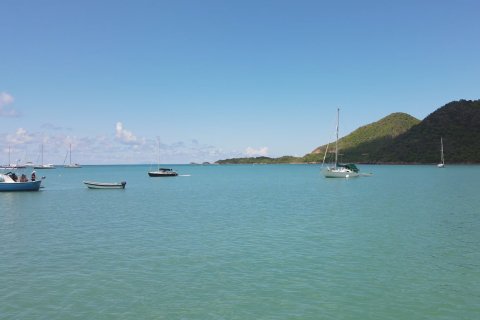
[1,146,26,169]
[34,144,56,169]
[437,137,445,168]
[323,108,360,178]
[64,144,81,168]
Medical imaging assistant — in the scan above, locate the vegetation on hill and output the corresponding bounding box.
[308,112,420,163]
[215,100,480,164]
[215,156,302,164]
[370,99,480,163]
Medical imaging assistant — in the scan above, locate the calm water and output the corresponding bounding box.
[1,164,479,319]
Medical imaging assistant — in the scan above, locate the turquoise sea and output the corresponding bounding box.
[1,164,479,319]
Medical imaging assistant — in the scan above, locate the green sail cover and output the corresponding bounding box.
[338,163,359,173]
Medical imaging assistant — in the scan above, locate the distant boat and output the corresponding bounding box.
[34,164,55,169]
[437,137,445,168]
[148,168,178,177]
[34,144,56,169]
[0,172,43,192]
[24,162,36,168]
[148,141,178,177]
[83,181,126,189]
[323,108,360,178]
[0,164,26,170]
[1,146,26,169]
[64,144,81,168]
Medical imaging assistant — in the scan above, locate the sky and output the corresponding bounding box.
[1,0,479,164]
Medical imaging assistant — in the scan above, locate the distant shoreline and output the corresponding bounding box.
[213,161,480,165]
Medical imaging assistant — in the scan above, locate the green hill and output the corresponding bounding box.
[215,99,480,164]
[305,112,420,163]
[216,155,302,164]
[370,99,480,163]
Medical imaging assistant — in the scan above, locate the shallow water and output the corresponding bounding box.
[1,164,479,319]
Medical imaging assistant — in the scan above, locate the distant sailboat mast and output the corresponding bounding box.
[438,137,445,168]
[64,143,81,168]
[35,144,56,169]
[440,137,444,165]
[334,108,339,169]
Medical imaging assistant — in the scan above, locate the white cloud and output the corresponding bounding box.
[6,128,34,145]
[115,122,144,145]
[245,146,269,157]
[0,92,14,105]
[0,92,19,117]
[0,124,239,164]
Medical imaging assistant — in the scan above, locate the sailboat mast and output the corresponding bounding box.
[440,137,444,164]
[157,140,161,167]
[70,144,72,165]
[335,108,339,168]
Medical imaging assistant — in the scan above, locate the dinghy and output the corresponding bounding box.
[83,181,126,189]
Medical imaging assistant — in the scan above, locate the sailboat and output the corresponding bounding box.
[148,141,178,177]
[1,146,26,169]
[437,137,445,168]
[64,144,81,168]
[322,108,360,178]
[34,144,56,169]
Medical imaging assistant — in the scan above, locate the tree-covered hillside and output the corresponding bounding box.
[215,99,480,164]
[370,99,480,163]
[216,156,302,164]
[307,112,420,163]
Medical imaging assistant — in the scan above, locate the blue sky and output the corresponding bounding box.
[1,0,479,164]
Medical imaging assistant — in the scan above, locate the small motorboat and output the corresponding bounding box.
[83,181,126,189]
[148,168,178,177]
[0,172,43,192]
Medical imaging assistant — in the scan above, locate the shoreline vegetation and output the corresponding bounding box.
[216,99,480,165]
[215,160,480,165]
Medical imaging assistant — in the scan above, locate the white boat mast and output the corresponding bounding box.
[440,137,444,165]
[335,108,339,168]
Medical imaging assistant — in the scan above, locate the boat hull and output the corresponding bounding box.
[323,168,360,178]
[148,171,178,177]
[84,181,126,189]
[0,180,42,192]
